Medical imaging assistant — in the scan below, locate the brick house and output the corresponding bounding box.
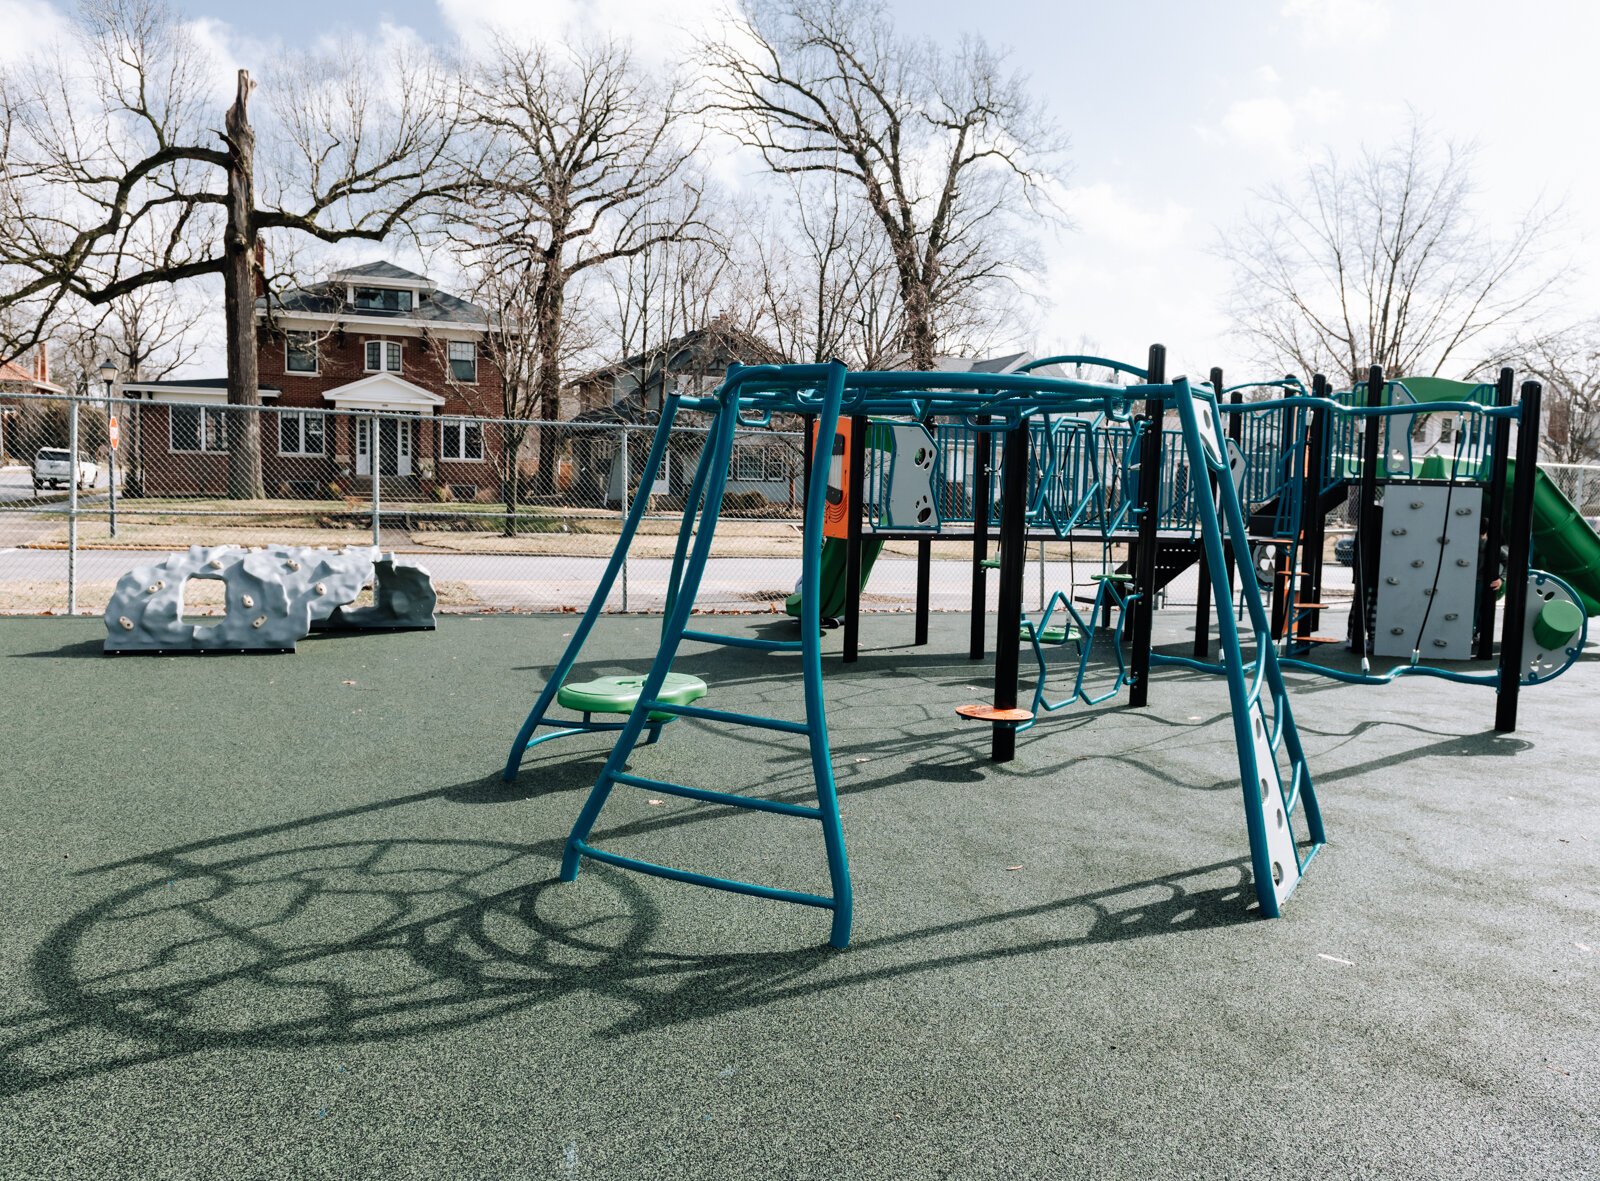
[124,262,505,498]
[0,344,66,463]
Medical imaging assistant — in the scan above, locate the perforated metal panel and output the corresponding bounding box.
[1373,484,1482,660]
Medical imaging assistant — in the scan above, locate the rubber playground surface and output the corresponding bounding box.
[1,612,1596,1179]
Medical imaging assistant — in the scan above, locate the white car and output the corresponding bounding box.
[32,448,99,491]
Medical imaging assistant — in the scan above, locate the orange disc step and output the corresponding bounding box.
[956,704,1035,723]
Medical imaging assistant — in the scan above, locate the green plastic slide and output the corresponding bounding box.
[1508,460,1600,616]
[784,537,885,621]
[1401,375,1600,616]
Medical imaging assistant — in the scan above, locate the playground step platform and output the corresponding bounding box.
[558,673,708,720]
[1023,623,1081,643]
[956,704,1035,724]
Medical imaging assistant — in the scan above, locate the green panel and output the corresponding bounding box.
[1394,375,1483,404]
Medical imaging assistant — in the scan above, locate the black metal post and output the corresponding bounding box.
[1495,381,1541,733]
[915,538,931,646]
[1352,364,1385,659]
[969,415,992,660]
[1222,383,1243,612]
[1300,374,1330,637]
[1476,367,1515,659]
[1192,365,1224,658]
[1128,343,1166,708]
[992,418,1030,762]
[843,414,866,663]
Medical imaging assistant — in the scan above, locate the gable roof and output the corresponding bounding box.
[258,283,490,327]
[0,356,65,394]
[572,323,783,387]
[329,261,435,286]
[319,372,447,410]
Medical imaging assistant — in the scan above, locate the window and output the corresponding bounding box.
[448,341,477,383]
[278,411,326,455]
[733,444,789,481]
[439,417,484,461]
[365,340,403,373]
[170,405,229,452]
[353,287,412,313]
[285,332,318,373]
[733,445,767,481]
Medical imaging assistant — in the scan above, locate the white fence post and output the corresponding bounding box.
[371,412,382,549]
[67,395,79,615]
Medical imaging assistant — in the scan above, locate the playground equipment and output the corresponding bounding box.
[103,544,436,654]
[1197,368,1589,731]
[504,352,1326,948]
[501,345,1589,947]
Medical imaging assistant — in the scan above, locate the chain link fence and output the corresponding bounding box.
[4,391,1593,618]
[0,393,1012,617]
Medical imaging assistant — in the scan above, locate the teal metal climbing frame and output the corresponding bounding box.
[504,361,1329,944]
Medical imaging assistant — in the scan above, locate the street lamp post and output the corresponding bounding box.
[98,358,119,538]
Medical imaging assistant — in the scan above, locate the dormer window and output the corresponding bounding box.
[353,287,412,313]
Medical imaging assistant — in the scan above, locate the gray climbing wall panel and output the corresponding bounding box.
[104,545,436,654]
[1373,484,1482,661]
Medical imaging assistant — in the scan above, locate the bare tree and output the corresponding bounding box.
[1481,322,1600,464]
[703,0,1061,370]
[0,0,463,497]
[1220,120,1566,386]
[63,284,203,387]
[454,35,703,494]
[604,186,746,392]
[742,173,903,368]
[449,260,598,531]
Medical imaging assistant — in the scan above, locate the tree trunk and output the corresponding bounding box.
[501,423,528,537]
[533,257,567,496]
[223,69,264,500]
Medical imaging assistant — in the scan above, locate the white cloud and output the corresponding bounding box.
[0,0,68,65]
[1065,182,1192,252]
[435,0,725,65]
[1280,0,1392,45]
[1255,65,1281,86]
[1214,87,1346,155]
[1221,97,1297,151]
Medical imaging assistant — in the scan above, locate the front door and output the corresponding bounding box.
[356,416,413,477]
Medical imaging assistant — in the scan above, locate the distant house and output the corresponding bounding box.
[125,262,506,498]
[566,323,795,507]
[0,344,66,463]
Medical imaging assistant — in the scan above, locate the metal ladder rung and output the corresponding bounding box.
[572,841,836,910]
[645,701,810,735]
[613,771,823,819]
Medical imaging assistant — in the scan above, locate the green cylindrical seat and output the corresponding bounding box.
[558,672,708,721]
[1533,599,1583,652]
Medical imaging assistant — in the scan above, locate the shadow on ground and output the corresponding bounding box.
[0,776,1254,1100]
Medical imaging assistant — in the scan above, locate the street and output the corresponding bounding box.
[0,538,1354,616]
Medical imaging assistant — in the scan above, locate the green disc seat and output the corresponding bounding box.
[1022,622,1080,644]
[1090,572,1133,583]
[558,672,708,721]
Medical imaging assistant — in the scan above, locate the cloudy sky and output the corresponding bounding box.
[3,0,1594,381]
